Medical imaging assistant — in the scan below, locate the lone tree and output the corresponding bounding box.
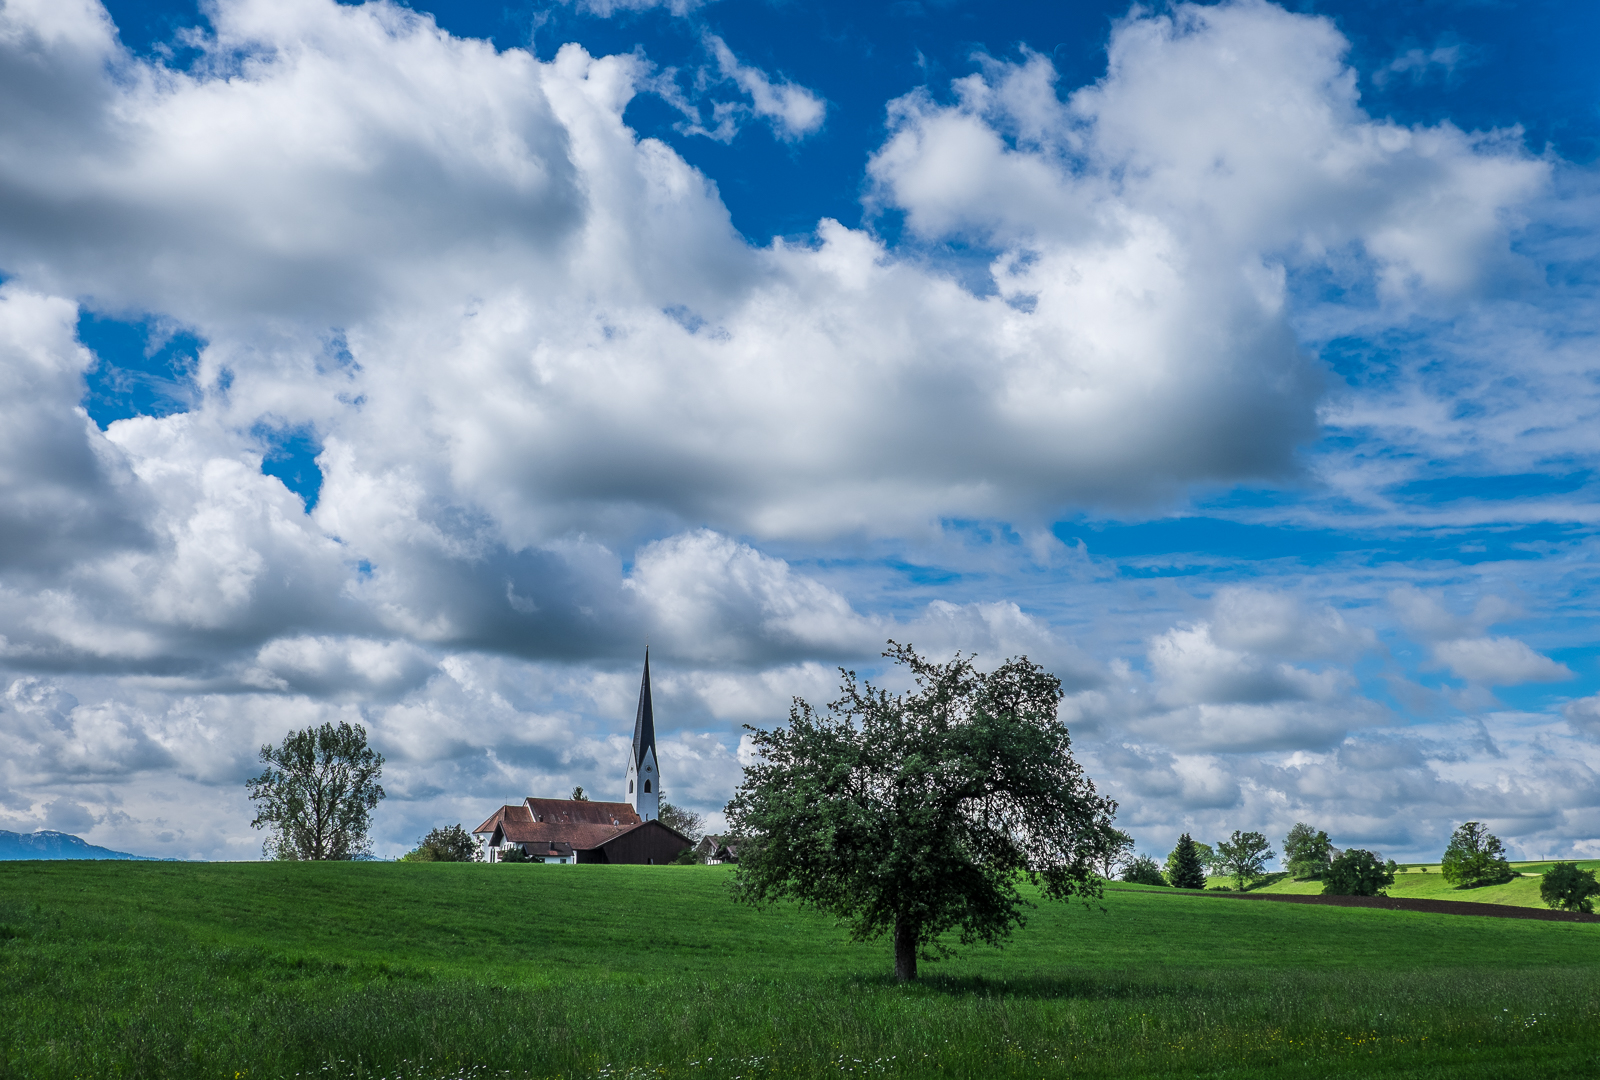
[1540,862,1599,913]
[1440,821,1514,888]
[1166,833,1208,889]
[1322,848,1396,896]
[1216,830,1275,891]
[400,823,481,863]
[1283,822,1335,880]
[247,721,385,860]
[726,642,1117,982]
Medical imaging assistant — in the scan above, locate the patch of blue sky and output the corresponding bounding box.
[77,310,204,428]
[254,425,324,512]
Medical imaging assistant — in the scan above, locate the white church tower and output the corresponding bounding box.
[625,650,659,822]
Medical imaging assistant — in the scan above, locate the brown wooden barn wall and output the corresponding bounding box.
[576,820,692,864]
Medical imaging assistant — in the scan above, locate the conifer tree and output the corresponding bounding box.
[1168,832,1207,889]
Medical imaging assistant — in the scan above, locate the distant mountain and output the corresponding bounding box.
[0,830,159,861]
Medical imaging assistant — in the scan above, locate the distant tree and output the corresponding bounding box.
[1121,854,1168,886]
[1283,823,1335,880]
[1166,833,1208,890]
[498,843,530,863]
[726,643,1117,982]
[1192,840,1219,875]
[247,721,385,861]
[1322,849,1396,896]
[658,802,705,842]
[400,823,480,863]
[1098,828,1137,878]
[1216,830,1275,891]
[1540,863,1599,913]
[1440,822,1514,888]
[570,786,589,801]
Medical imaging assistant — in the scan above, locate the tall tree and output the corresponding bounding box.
[1283,822,1334,880]
[1166,833,1208,889]
[247,721,385,861]
[726,642,1117,982]
[1216,830,1274,891]
[658,802,705,842]
[1098,827,1137,878]
[1439,822,1514,888]
[570,786,589,801]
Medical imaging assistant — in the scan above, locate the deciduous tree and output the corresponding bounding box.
[726,642,1117,982]
[1540,862,1599,913]
[1166,833,1208,890]
[1120,854,1167,886]
[247,721,385,861]
[1283,822,1334,880]
[1440,822,1514,888]
[400,823,481,863]
[1216,830,1274,891]
[658,802,705,842]
[1322,849,1395,896]
[1098,828,1136,878]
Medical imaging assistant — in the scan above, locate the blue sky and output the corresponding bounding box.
[1,0,1598,864]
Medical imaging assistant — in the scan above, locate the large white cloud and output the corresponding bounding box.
[0,0,1589,861]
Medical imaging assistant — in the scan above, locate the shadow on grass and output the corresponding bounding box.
[844,969,1205,1002]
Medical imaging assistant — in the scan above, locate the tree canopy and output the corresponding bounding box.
[1120,854,1167,886]
[658,802,706,843]
[1540,863,1599,913]
[1440,822,1514,888]
[1216,830,1274,891]
[247,721,385,860]
[1283,822,1335,880]
[400,823,481,863]
[725,642,1117,981]
[1322,848,1395,896]
[1166,833,1208,890]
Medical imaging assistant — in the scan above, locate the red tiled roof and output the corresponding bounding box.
[499,819,642,849]
[472,804,532,836]
[523,798,640,827]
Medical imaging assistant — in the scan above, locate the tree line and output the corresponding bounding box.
[1111,819,1599,912]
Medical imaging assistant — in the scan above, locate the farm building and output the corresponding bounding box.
[473,651,692,865]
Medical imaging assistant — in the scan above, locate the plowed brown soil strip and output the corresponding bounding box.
[1106,886,1600,923]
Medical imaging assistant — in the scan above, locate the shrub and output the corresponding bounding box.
[402,823,481,863]
[1120,855,1168,886]
[1322,849,1396,897]
[498,844,530,863]
[1540,862,1599,913]
[1440,822,1514,888]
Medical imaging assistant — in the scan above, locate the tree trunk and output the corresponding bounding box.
[893,914,917,982]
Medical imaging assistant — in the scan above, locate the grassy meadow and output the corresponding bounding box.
[2,861,1598,1080]
[1203,859,1600,906]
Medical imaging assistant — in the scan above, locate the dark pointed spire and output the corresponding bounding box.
[632,649,656,768]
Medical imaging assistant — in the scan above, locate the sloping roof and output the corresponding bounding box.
[500,820,637,848]
[472,804,531,836]
[632,650,656,769]
[523,798,640,827]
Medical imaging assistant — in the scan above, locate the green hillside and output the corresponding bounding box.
[1207,860,1600,906]
[1,860,1598,1079]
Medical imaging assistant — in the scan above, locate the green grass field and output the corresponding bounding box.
[1203,859,1600,906]
[2,861,1598,1080]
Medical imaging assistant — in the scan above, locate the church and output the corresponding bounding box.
[472,652,693,865]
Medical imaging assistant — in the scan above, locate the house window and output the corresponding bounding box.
[644,780,651,793]
[629,779,634,793]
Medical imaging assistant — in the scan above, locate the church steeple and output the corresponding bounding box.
[626,650,659,821]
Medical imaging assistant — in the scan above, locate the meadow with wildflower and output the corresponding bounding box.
[0,860,1596,1079]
